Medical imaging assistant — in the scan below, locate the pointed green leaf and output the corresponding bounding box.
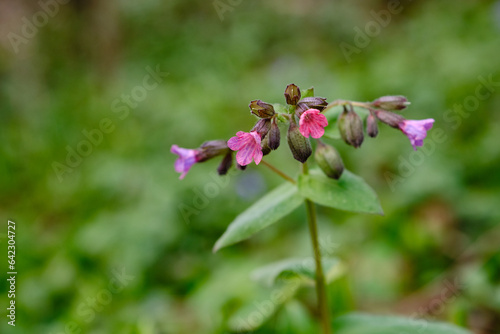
[251,257,344,287]
[334,313,472,334]
[298,170,383,215]
[301,87,315,98]
[213,182,303,252]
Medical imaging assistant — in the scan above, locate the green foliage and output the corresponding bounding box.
[213,182,303,251]
[333,313,472,334]
[299,170,383,215]
[251,257,344,287]
[1,0,498,333]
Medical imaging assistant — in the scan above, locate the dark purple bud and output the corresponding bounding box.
[268,119,280,150]
[315,141,344,179]
[261,134,271,156]
[217,151,233,175]
[284,83,301,105]
[287,121,312,163]
[338,105,364,148]
[366,112,379,138]
[372,95,410,111]
[251,119,271,139]
[374,109,405,128]
[249,100,275,118]
[198,140,229,162]
[298,97,328,111]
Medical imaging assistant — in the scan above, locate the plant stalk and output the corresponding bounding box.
[303,163,331,334]
[261,160,296,184]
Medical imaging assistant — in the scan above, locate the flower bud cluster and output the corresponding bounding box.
[171,88,434,180]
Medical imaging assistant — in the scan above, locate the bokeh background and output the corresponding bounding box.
[1,0,499,333]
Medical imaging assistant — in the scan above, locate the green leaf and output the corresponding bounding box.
[251,257,344,287]
[228,280,300,332]
[273,103,289,115]
[298,170,383,215]
[334,313,472,334]
[301,87,315,98]
[213,182,303,252]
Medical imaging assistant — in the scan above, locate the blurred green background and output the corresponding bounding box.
[1,0,499,333]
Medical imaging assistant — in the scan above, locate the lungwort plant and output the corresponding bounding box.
[172,84,470,334]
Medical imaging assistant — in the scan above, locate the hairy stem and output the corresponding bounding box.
[322,99,371,113]
[303,163,331,334]
[261,160,296,184]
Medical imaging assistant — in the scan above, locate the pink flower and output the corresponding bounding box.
[399,119,435,150]
[171,145,201,179]
[227,131,263,166]
[299,109,328,138]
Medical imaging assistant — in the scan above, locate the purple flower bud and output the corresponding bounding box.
[268,119,281,150]
[249,100,275,118]
[399,119,435,150]
[298,97,328,112]
[366,112,379,138]
[284,83,301,105]
[373,109,406,128]
[338,105,364,148]
[198,140,229,162]
[251,119,271,139]
[287,121,312,163]
[261,134,271,156]
[217,151,233,175]
[372,95,410,111]
[315,141,344,179]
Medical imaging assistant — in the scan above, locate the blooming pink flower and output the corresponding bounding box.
[299,109,328,139]
[227,131,263,166]
[171,145,201,179]
[398,119,435,150]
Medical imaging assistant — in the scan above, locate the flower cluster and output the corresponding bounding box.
[171,85,434,180]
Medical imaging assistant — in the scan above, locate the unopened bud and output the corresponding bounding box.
[315,141,344,179]
[249,100,275,118]
[338,105,364,148]
[372,95,410,111]
[217,151,233,175]
[284,84,301,105]
[374,109,405,128]
[261,134,271,156]
[268,119,280,150]
[298,97,328,112]
[251,119,271,139]
[366,112,379,138]
[198,140,229,162]
[287,121,312,163]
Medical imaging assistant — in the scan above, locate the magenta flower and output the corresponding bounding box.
[227,131,263,166]
[299,108,329,139]
[398,119,435,150]
[171,145,201,179]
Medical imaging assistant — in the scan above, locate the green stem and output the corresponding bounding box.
[261,160,296,184]
[322,99,371,113]
[303,163,331,334]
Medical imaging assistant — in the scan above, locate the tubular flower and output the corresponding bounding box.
[227,131,263,166]
[299,109,328,139]
[171,145,201,179]
[398,119,435,150]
